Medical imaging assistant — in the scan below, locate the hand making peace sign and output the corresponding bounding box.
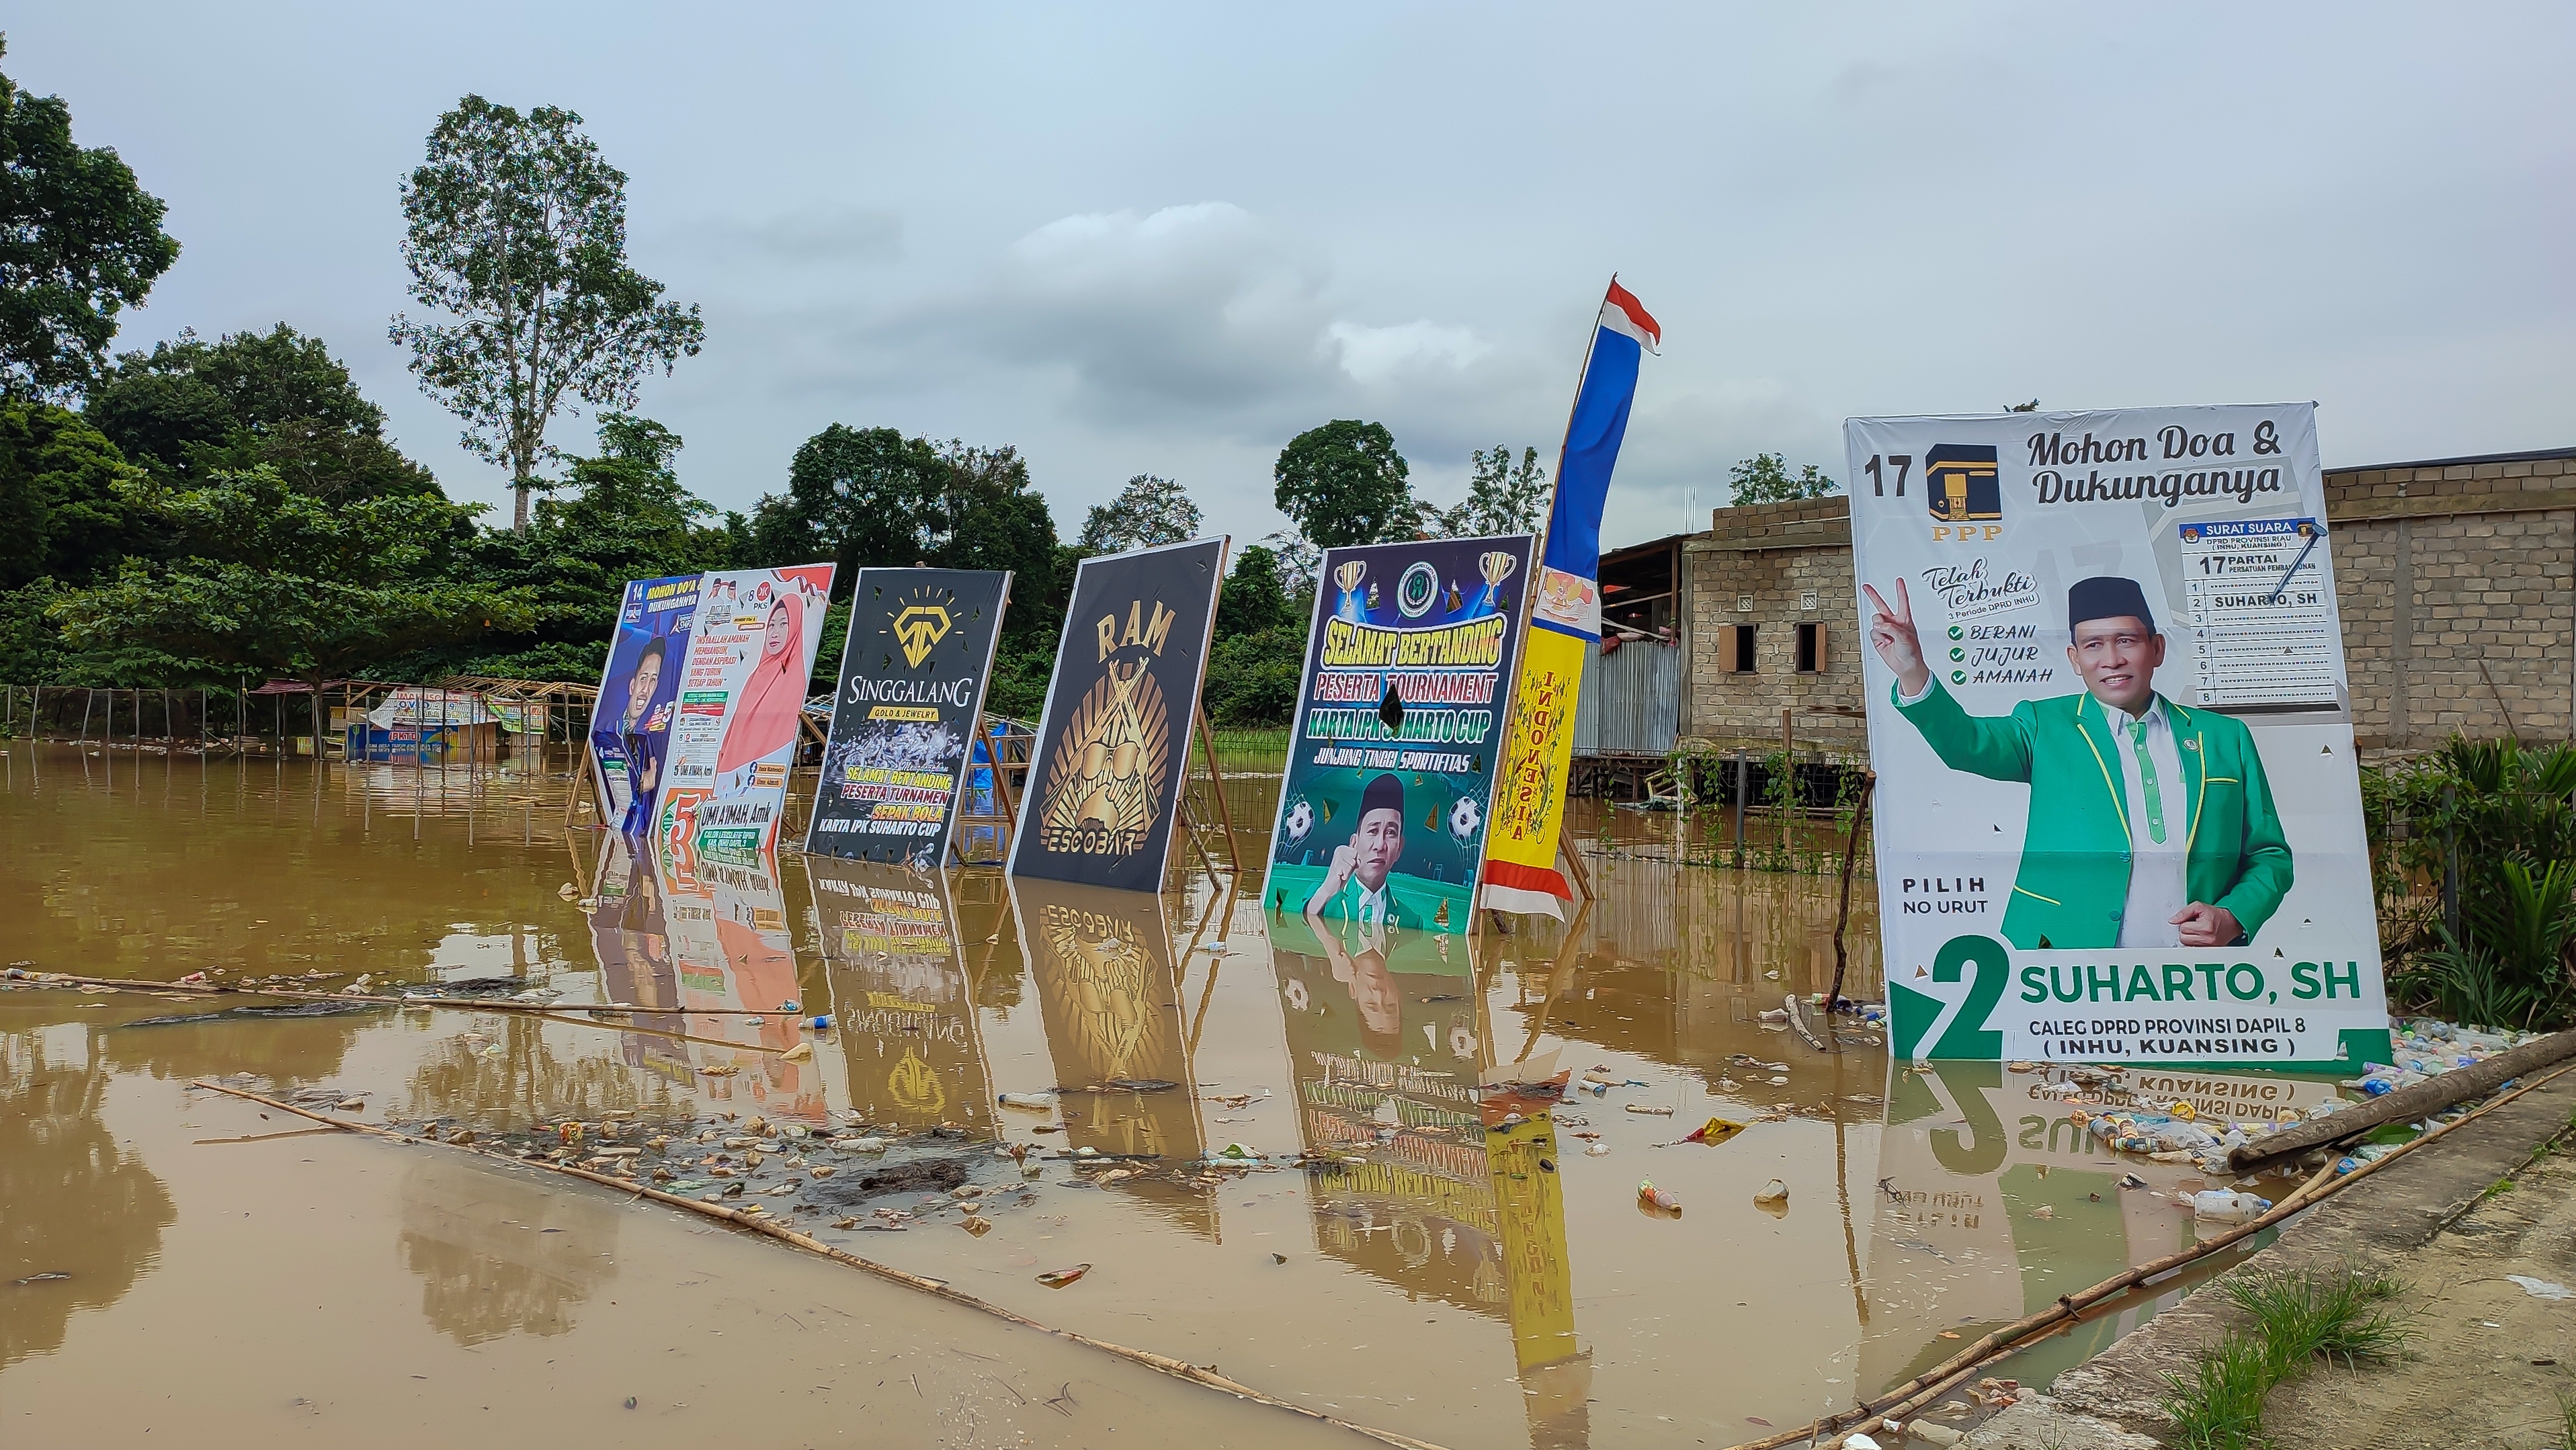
[1862,577,1934,697]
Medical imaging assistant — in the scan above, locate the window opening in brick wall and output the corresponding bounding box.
[1729,622,1757,673]
[1795,622,1827,675]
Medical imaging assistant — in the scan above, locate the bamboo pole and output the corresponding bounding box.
[1827,771,1877,1013]
[186,1080,1456,1450]
[2227,1026,2576,1170]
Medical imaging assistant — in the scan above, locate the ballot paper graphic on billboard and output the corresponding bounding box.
[1847,404,2388,1070]
[1006,538,1226,891]
[805,568,1011,867]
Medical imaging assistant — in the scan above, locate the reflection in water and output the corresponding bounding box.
[1012,878,1202,1160]
[808,857,993,1132]
[1484,1084,1589,1450]
[581,839,825,1123]
[1861,1062,2338,1392]
[98,1003,374,1090]
[1,1029,176,1369]
[397,1154,620,1345]
[402,1011,690,1132]
[1272,911,1499,1311]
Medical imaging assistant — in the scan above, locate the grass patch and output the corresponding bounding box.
[2161,1267,2413,1449]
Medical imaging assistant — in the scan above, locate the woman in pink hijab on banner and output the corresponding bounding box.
[715,590,808,795]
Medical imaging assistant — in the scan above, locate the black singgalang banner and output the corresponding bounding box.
[1005,537,1227,890]
[804,568,1011,867]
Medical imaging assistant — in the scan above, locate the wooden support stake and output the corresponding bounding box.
[1192,701,1242,875]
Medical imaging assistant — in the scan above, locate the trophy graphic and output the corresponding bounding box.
[1471,550,1519,617]
[1333,560,1369,622]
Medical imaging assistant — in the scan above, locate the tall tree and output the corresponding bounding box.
[1075,473,1201,555]
[1427,444,1549,538]
[747,424,951,590]
[390,96,704,530]
[1274,419,1411,548]
[0,37,180,398]
[1725,452,1839,507]
[448,413,730,682]
[52,465,532,726]
[87,323,440,500]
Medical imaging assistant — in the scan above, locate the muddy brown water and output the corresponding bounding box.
[1,744,2320,1447]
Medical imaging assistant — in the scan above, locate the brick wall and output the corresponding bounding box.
[1681,496,1866,756]
[1670,450,2576,761]
[2321,453,2576,751]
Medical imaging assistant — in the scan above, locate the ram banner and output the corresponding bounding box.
[1265,534,1534,937]
[1848,404,2389,1070]
[1006,538,1226,892]
[655,564,837,876]
[805,568,1011,867]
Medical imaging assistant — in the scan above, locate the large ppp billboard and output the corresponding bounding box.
[1848,404,2388,1070]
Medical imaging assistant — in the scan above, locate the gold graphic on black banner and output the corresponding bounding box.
[1035,661,1169,856]
[890,599,954,669]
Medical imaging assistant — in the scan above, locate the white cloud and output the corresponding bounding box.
[1326,320,1493,386]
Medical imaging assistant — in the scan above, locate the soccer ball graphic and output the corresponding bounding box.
[1448,795,1481,842]
[1282,797,1316,844]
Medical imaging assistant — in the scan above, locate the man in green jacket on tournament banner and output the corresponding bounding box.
[1864,574,2292,951]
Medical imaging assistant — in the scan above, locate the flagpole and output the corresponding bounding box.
[1477,275,1618,920]
[1529,274,1618,564]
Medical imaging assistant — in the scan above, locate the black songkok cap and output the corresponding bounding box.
[1360,773,1405,820]
[2068,576,2157,634]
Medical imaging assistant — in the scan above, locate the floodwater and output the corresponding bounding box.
[1,742,2317,1448]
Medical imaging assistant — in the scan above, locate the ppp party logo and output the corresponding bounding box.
[1926,443,2002,543]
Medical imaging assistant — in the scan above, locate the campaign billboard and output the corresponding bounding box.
[589,574,701,835]
[804,568,1011,867]
[655,564,837,875]
[1006,538,1227,891]
[1847,404,2389,1070]
[1264,534,1534,936]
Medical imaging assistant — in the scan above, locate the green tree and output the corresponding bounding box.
[0,38,179,397]
[1202,542,1302,727]
[0,397,148,590]
[1075,473,1200,555]
[1274,420,1411,548]
[390,96,704,531]
[1427,444,1549,538]
[51,466,534,751]
[438,413,731,683]
[747,425,952,590]
[1214,542,1290,640]
[1725,452,1839,507]
[87,324,440,500]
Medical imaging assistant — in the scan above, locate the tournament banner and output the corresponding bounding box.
[1265,534,1534,935]
[1482,281,1660,917]
[804,568,1011,867]
[1005,537,1227,891]
[1849,403,2389,1070]
[655,564,837,876]
[589,573,700,835]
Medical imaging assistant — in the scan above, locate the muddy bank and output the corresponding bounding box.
[1962,1069,2576,1449]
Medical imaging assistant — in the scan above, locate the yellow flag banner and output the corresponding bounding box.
[1480,622,1586,916]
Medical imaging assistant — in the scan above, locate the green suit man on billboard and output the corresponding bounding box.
[1864,574,2292,951]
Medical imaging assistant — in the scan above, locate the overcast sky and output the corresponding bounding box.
[15,5,2572,550]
